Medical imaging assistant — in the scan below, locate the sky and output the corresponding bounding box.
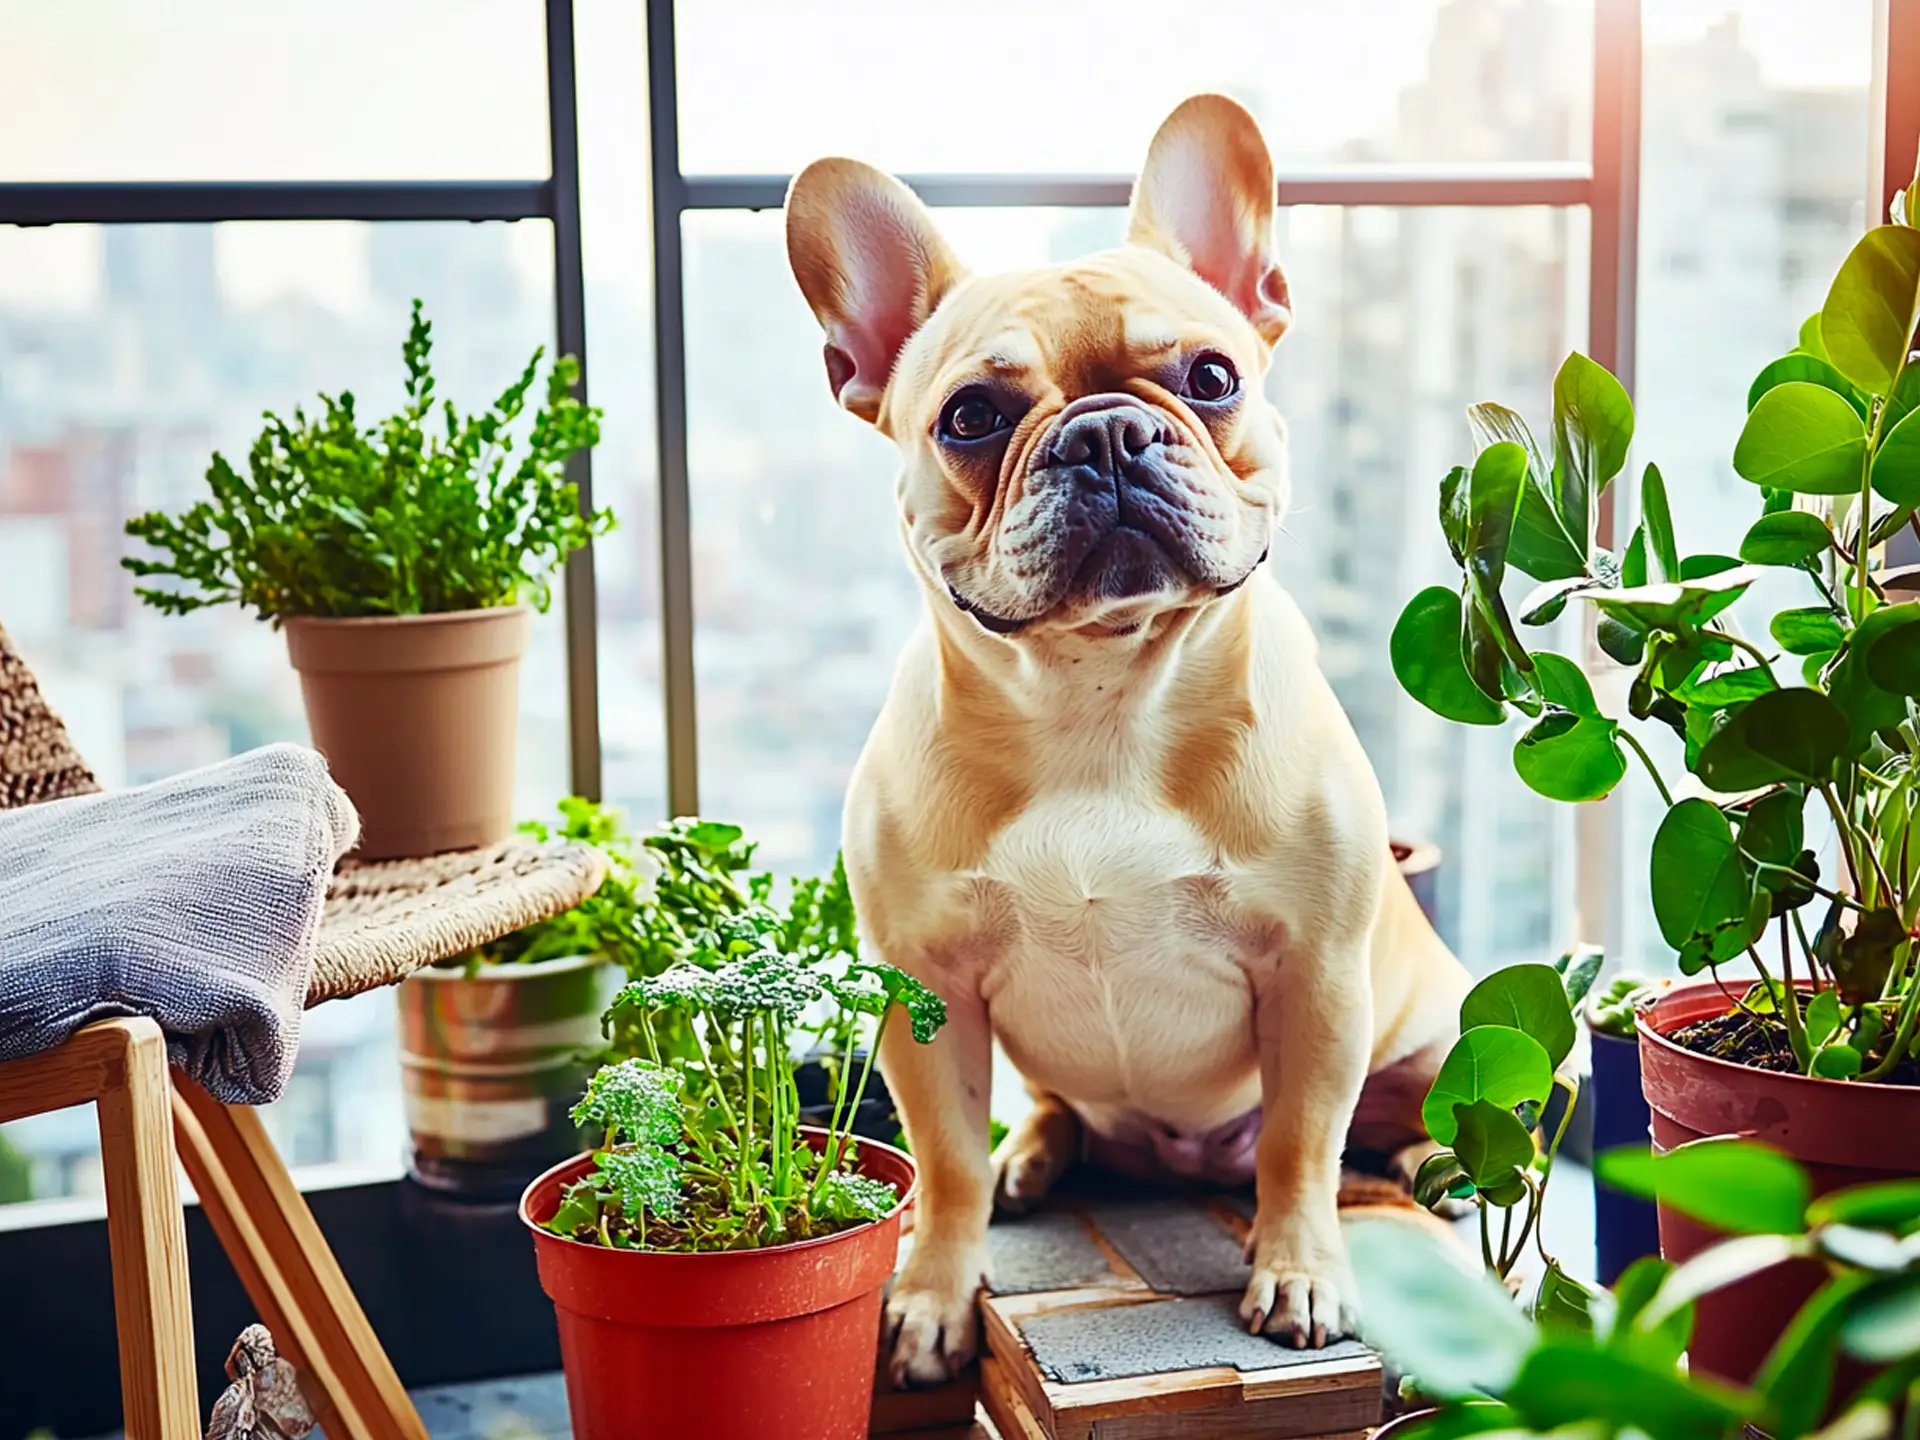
[0,0,1880,313]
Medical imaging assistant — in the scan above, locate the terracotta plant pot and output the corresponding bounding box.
[522,1128,915,1440]
[1639,983,1920,1384]
[283,605,529,859]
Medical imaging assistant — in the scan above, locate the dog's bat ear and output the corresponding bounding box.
[785,159,965,425]
[1128,94,1292,346]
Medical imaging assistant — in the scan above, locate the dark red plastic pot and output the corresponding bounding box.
[521,1128,914,1440]
[1639,984,1920,1385]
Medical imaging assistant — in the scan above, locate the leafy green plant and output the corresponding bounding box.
[452,797,659,974]
[1357,1136,1920,1440]
[1413,951,1599,1292]
[122,300,608,619]
[1392,183,1920,1082]
[1587,972,1658,1040]
[543,944,945,1252]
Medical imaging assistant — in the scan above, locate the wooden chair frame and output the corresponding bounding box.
[2,1019,429,1440]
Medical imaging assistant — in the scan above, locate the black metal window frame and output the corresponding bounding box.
[3,1,1920,1428]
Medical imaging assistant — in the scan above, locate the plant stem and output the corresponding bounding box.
[1496,1203,1515,1279]
[1821,783,1869,903]
[1510,1175,1542,1272]
[1711,630,1780,678]
[1778,918,1810,1063]
[1527,1074,1578,1267]
[1865,974,1920,1080]
[1479,1197,1495,1274]
[811,1019,865,1195]
[1618,728,1676,808]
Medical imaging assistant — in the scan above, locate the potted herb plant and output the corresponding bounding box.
[1584,971,1664,1284]
[520,941,945,1440]
[399,798,650,1199]
[1391,177,1920,1380]
[1360,1135,1920,1440]
[121,301,607,858]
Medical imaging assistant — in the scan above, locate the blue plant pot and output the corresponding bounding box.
[1589,1024,1662,1284]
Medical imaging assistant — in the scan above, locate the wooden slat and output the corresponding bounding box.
[92,1021,199,1440]
[171,1074,428,1440]
[982,1356,1075,1440]
[0,1018,124,1123]
[872,1369,981,1434]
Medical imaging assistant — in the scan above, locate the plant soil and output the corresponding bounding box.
[1669,1007,1920,1086]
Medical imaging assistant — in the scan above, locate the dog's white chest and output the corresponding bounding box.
[970,793,1272,1133]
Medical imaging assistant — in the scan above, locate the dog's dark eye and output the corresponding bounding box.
[939,389,1010,443]
[1184,354,1239,404]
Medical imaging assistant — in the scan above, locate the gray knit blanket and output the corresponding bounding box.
[0,744,359,1103]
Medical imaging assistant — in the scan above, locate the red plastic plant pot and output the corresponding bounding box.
[521,1128,915,1440]
[1638,983,1920,1386]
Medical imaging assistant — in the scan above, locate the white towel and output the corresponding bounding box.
[0,744,359,1103]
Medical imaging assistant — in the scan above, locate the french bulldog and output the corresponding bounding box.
[785,93,1471,1387]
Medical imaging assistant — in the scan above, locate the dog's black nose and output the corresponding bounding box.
[1047,401,1161,475]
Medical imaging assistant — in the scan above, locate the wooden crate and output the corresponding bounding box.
[872,1368,981,1435]
[975,1190,1383,1440]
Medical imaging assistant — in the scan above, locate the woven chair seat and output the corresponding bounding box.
[3,622,607,1008]
[313,841,605,1004]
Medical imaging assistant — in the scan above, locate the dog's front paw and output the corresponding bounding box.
[1239,1224,1356,1350]
[883,1242,989,1388]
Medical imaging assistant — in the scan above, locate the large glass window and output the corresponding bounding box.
[1620,0,1875,973]
[0,0,550,182]
[0,219,573,1201]
[673,0,1597,174]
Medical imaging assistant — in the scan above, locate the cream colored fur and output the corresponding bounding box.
[785,94,1471,1387]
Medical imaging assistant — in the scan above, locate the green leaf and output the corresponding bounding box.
[1771,607,1847,656]
[1748,352,1871,419]
[1460,963,1577,1068]
[1799,311,1830,359]
[1840,1273,1920,1363]
[1469,401,1586,582]
[1422,1027,1556,1145]
[1439,464,1471,567]
[1461,441,1533,691]
[1513,697,1627,804]
[1820,224,1920,394]
[1808,1180,1920,1230]
[1582,566,1760,636]
[1740,510,1835,567]
[1695,688,1851,792]
[1348,1219,1536,1400]
[1608,1256,1692,1369]
[1413,1149,1472,1210]
[1596,1138,1812,1235]
[1518,574,1602,626]
[1505,1343,1758,1440]
[1639,463,1679,584]
[1598,612,1647,666]
[1559,945,1604,1008]
[1452,1099,1535,1199]
[1650,798,1758,952]
[1533,1260,1604,1337]
[1740,787,1806,878]
[1830,602,1920,752]
[1393,587,1507,725]
[1683,666,1778,710]
[1806,988,1842,1048]
[1679,553,1744,580]
[1866,607,1920,696]
[1812,1043,1864,1079]
[1551,351,1635,550]
[1733,382,1870,495]
[1873,408,1920,506]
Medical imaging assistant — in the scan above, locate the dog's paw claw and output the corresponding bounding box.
[1240,1263,1355,1350]
[883,1254,986,1388]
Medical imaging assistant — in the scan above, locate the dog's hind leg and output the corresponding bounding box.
[993,1083,1082,1215]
